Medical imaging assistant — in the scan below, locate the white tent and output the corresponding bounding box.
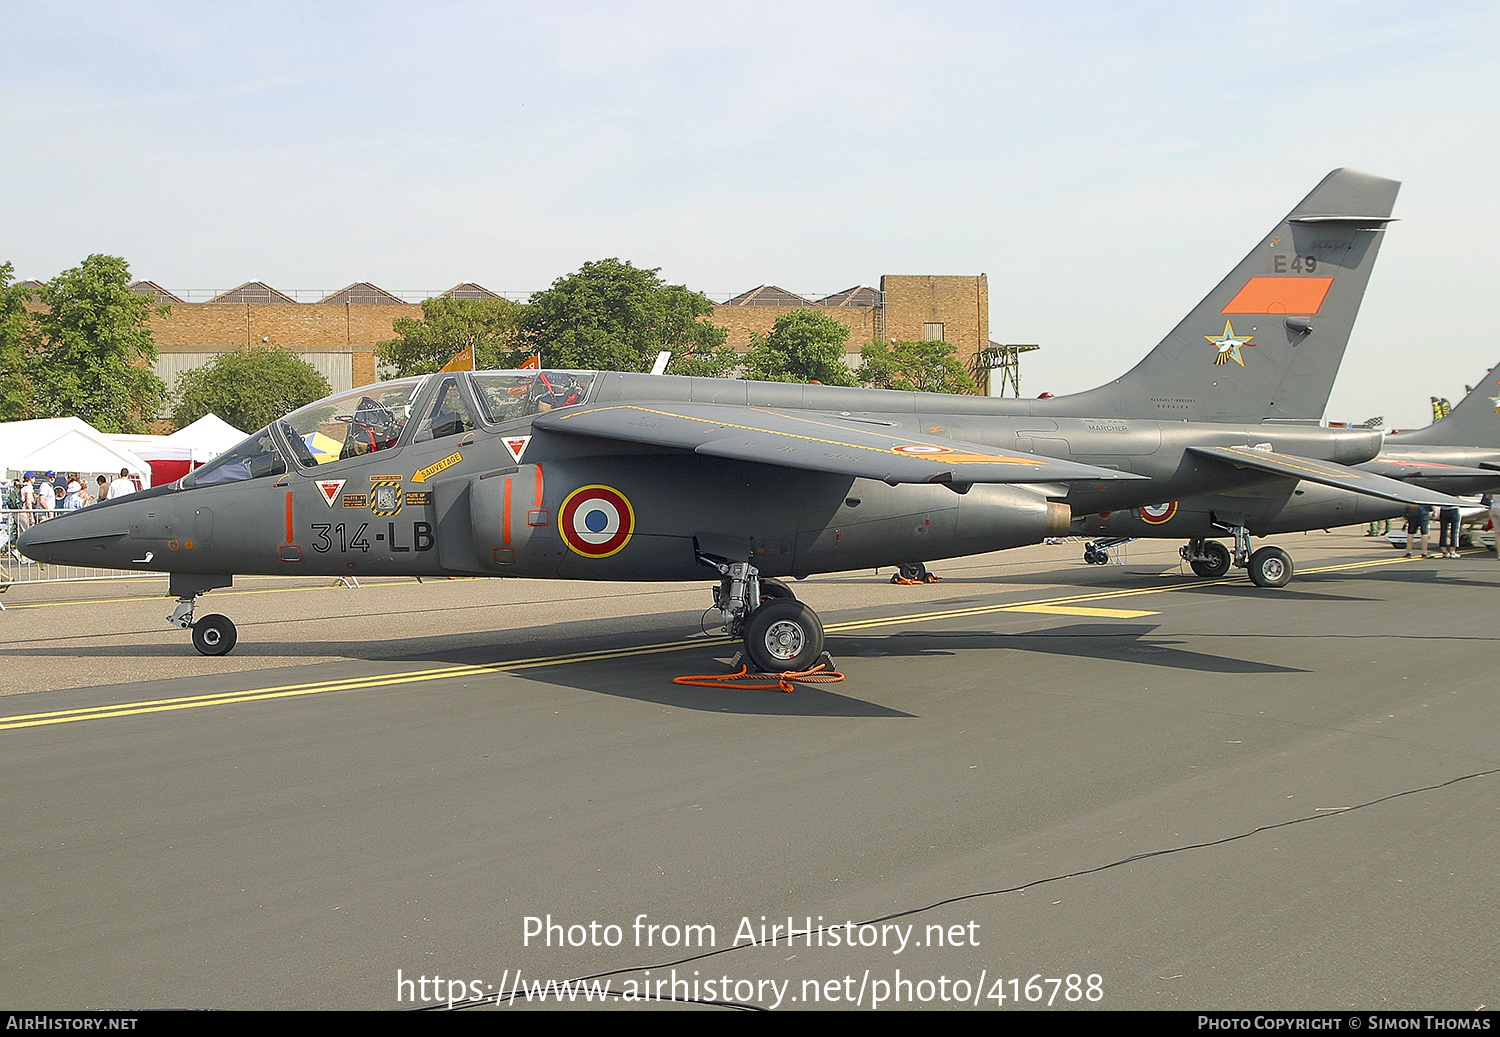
[103,414,248,487]
[0,418,151,481]
[159,413,247,461]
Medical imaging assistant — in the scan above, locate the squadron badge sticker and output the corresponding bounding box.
[1207,321,1255,367]
[559,485,635,558]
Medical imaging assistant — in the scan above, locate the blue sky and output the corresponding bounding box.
[3,1,1496,428]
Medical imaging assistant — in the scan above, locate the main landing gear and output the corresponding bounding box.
[701,557,825,673]
[1179,527,1293,588]
[891,561,941,584]
[167,574,239,656]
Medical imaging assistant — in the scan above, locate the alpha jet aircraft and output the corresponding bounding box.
[1075,360,1500,577]
[17,367,1461,669]
[1359,359,1500,489]
[18,170,1462,669]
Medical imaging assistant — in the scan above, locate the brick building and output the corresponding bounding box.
[132,273,990,398]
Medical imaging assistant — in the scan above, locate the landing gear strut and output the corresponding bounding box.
[1179,526,1294,587]
[168,574,238,656]
[701,556,825,673]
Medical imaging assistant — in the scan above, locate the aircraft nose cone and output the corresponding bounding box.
[15,521,52,563]
[14,507,133,567]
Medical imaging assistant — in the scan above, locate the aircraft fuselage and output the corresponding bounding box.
[20,373,1385,584]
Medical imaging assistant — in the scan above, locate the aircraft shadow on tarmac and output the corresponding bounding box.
[831,622,1308,677]
[10,606,1302,718]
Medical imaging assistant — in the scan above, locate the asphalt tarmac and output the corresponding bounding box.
[1,530,1496,1012]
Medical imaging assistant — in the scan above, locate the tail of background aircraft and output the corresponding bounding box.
[1385,360,1500,446]
[1042,168,1399,424]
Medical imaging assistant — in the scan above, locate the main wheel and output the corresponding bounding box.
[759,578,797,601]
[192,614,238,656]
[743,599,824,673]
[1189,540,1232,578]
[1247,546,1293,588]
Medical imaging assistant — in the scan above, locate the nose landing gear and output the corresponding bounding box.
[168,574,239,656]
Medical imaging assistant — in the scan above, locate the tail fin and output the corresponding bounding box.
[1385,360,1500,446]
[1044,169,1399,424]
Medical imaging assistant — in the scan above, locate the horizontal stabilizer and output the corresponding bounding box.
[536,403,1147,486]
[1188,446,1469,508]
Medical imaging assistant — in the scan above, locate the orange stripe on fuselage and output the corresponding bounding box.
[1222,277,1333,314]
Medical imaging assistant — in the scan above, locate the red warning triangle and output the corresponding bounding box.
[503,436,531,462]
[316,479,346,507]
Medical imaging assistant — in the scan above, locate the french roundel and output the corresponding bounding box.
[559,485,635,558]
[1140,501,1178,524]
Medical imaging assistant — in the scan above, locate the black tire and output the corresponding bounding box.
[759,578,796,602]
[1247,546,1293,588]
[1189,540,1232,578]
[897,561,929,581]
[743,599,824,673]
[192,614,238,656]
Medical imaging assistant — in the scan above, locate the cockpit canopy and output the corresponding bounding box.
[182,370,596,489]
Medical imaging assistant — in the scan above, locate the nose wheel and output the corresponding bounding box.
[168,584,240,656]
[190,614,238,656]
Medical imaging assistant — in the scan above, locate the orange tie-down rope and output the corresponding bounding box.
[673,663,845,694]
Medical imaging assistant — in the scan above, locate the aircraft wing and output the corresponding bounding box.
[533,403,1146,486]
[1356,458,1500,482]
[1188,446,1470,507]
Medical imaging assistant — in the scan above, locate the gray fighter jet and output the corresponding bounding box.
[1361,360,1500,487]
[1076,360,1500,576]
[19,169,1461,669]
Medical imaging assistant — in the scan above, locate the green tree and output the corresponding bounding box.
[375,296,524,377]
[171,345,332,432]
[14,255,168,432]
[0,262,33,421]
[512,259,727,372]
[741,309,860,386]
[665,342,743,378]
[858,339,980,395]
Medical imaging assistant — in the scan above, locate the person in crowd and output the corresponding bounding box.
[107,468,136,499]
[37,473,56,512]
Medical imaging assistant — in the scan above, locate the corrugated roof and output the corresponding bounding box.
[441,283,502,300]
[130,281,185,304]
[318,282,406,305]
[209,282,298,305]
[721,285,811,307]
[814,285,879,307]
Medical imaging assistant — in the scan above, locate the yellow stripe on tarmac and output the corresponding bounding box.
[1002,603,1158,618]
